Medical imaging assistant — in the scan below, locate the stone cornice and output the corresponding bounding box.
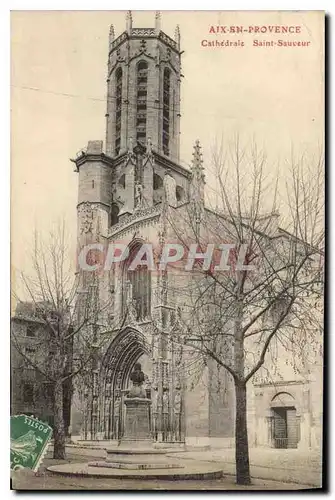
[153,151,191,179]
[253,379,306,388]
[71,152,114,172]
[77,201,110,211]
[11,315,45,325]
[158,31,179,53]
[109,31,128,55]
[108,29,181,56]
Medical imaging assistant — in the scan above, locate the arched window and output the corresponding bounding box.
[125,245,151,321]
[153,173,163,190]
[153,173,164,205]
[176,185,185,202]
[136,61,148,145]
[110,203,119,226]
[162,68,171,156]
[118,174,126,188]
[115,67,123,155]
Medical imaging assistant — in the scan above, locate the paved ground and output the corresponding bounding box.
[61,444,323,487]
[170,448,323,488]
[11,450,322,491]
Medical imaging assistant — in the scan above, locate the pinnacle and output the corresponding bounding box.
[192,140,203,169]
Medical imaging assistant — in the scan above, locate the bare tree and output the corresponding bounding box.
[164,137,324,485]
[11,223,121,459]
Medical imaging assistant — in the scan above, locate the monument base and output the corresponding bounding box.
[123,397,151,441]
[48,460,224,480]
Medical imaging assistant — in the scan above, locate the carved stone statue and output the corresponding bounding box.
[162,390,169,413]
[173,389,182,441]
[130,363,145,385]
[162,390,169,441]
[134,181,143,209]
[128,362,146,398]
[143,374,151,397]
[151,385,158,440]
[114,393,121,416]
[163,170,177,207]
[113,392,121,440]
[173,389,182,415]
[146,137,153,156]
[151,386,158,413]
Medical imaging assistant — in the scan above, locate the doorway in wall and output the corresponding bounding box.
[272,406,298,449]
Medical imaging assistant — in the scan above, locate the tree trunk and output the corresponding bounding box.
[235,381,251,485]
[53,379,66,459]
[63,378,72,439]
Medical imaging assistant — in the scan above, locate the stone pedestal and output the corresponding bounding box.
[123,397,151,441]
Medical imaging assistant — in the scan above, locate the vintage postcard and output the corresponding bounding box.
[11,10,325,491]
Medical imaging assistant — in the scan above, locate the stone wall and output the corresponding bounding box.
[11,318,55,426]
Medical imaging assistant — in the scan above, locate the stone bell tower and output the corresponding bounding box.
[105,11,182,161]
[103,12,190,225]
[73,12,190,235]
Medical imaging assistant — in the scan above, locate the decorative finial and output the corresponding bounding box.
[175,25,180,48]
[190,140,205,210]
[146,137,153,155]
[126,10,133,32]
[109,24,115,49]
[155,11,161,33]
[192,140,204,171]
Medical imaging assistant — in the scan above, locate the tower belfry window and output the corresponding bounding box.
[162,68,171,156]
[136,61,148,145]
[115,67,123,155]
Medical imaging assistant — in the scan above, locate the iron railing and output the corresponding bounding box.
[274,437,288,449]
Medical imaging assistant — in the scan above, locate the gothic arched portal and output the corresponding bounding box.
[100,327,151,440]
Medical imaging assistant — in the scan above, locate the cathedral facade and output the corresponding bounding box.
[72,12,231,446]
[71,12,322,450]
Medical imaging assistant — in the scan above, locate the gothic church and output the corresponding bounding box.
[71,12,322,451]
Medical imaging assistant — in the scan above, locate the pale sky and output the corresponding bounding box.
[11,10,324,286]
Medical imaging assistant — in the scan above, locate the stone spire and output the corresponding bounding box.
[190,140,205,225]
[174,25,181,49]
[191,140,205,180]
[126,10,133,33]
[109,24,115,50]
[155,11,161,33]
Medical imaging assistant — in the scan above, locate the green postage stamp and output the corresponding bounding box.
[10,415,53,472]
